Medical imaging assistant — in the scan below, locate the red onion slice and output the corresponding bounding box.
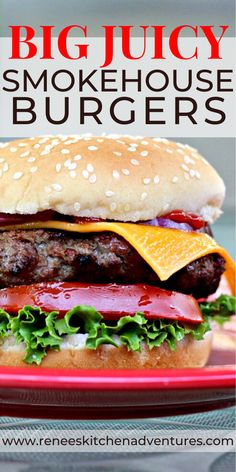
[142,217,193,232]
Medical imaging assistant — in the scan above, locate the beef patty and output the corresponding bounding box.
[0,229,225,298]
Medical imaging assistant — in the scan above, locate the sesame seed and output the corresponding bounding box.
[0,158,5,163]
[113,151,122,157]
[122,168,130,175]
[56,163,62,173]
[10,147,17,152]
[64,140,72,145]
[166,149,173,154]
[74,202,81,211]
[195,171,201,179]
[140,151,149,157]
[189,169,195,177]
[67,162,77,171]
[88,146,98,151]
[153,138,163,143]
[130,143,138,147]
[18,142,27,147]
[141,140,148,145]
[110,202,117,211]
[82,170,89,179]
[131,159,139,166]
[52,183,62,192]
[112,170,120,180]
[28,157,36,163]
[172,176,178,183]
[184,155,195,165]
[143,178,151,185]
[20,151,30,157]
[87,163,94,173]
[97,138,104,143]
[40,150,50,156]
[70,171,77,179]
[127,147,136,152]
[64,159,72,168]
[39,138,48,144]
[105,190,115,197]
[3,163,9,172]
[88,173,96,183]
[34,144,40,149]
[177,149,184,155]
[181,164,189,172]
[184,172,190,180]
[141,192,148,201]
[154,175,160,184]
[185,144,197,152]
[74,154,82,161]
[13,171,23,180]
[30,166,38,174]
[61,148,70,155]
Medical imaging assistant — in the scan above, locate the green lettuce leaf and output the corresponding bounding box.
[0,294,234,365]
[200,295,236,326]
[55,305,102,337]
[0,310,10,338]
[84,313,210,353]
[9,306,61,365]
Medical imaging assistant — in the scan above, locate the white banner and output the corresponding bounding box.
[0,37,235,137]
[0,429,234,453]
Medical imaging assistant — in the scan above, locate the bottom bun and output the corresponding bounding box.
[0,332,212,369]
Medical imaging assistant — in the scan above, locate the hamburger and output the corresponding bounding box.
[0,134,234,369]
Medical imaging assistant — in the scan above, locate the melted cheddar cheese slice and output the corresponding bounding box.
[1,221,235,294]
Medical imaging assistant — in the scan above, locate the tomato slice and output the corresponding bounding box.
[163,210,205,229]
[0,282,203,323]
[0,211,55,226]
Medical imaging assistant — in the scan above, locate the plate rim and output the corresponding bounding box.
[0,365,235,390]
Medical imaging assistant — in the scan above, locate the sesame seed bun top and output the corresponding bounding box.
[0,134,225,223]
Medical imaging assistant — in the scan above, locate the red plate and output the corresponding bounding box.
[0,344,235,420]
